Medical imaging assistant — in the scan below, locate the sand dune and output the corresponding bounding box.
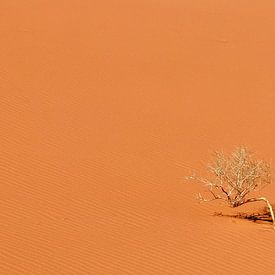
[1,0,275,274]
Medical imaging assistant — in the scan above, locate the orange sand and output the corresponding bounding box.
[1,0,275,274]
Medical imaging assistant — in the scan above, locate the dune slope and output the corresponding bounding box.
[1,0,275,274]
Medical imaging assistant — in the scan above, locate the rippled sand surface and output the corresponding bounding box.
[1,1,275,274]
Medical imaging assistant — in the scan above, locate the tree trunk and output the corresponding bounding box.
[240,197,275,229]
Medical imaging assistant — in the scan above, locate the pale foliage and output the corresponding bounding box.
[189,147,271,207]
[187,147,275,228]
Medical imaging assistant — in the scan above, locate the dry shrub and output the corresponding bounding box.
[187,147,275,228]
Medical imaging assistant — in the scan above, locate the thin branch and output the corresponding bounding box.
[238,197,275,229]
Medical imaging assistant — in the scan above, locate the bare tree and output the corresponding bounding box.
[187,147,275,228]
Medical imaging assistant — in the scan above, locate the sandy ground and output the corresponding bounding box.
[1,0,275,274]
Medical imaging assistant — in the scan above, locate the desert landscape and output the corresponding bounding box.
[1,0,275,274]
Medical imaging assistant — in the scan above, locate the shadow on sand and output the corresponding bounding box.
[213,206,274,224]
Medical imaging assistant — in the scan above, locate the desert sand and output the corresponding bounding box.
[1,0,275,274]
